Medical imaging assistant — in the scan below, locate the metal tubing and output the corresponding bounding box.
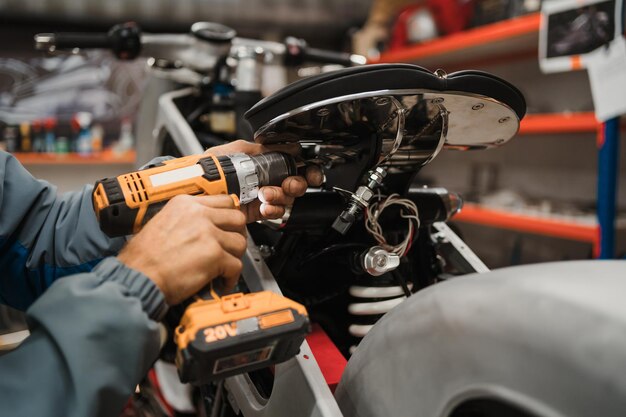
[597,117,621,259]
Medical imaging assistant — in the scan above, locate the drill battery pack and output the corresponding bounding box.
[175,291,310,384]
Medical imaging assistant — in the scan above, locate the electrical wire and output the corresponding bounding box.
[365,193,420,257]
[392,270,412,297]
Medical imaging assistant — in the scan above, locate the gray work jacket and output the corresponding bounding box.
[0,151,168,417]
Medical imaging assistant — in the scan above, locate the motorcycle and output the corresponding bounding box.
[35,21,365,163]
[36,21,626,417]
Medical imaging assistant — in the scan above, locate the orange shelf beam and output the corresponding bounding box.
[519,113,600,135]
[371,13,540,66]
[13,150,136,165]
[454,203,600,246]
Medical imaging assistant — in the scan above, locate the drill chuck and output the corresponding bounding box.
[230,152,297,203]
[250,152,297,188]
[93,151,296,237]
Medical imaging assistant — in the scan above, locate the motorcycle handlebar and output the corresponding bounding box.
[283,36,365,67]
[35,22,142,60]
[36,32,110,50]
[35,22,364,67]
[301,46,365,66]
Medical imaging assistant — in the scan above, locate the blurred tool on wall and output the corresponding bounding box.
[352,0,415,58]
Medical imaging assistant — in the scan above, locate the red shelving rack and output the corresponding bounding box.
[518,113,600,135]
[454,203,600,256]
[370,13,540,70]
[12,150,136,165]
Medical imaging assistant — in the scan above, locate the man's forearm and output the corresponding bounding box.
[0,257,167,417]
[0,151,126,310]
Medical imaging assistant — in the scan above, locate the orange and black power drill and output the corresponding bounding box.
[92,151,310,384]
[93,151,298,237]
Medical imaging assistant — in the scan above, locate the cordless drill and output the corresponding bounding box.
[92,151,310,384]
[93,151,297,237]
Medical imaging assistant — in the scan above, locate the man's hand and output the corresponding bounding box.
[208,140,323,223]
[117,194,247,305]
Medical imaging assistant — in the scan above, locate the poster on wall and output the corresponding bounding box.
[540,0,626,120]
[586,36,626,121]
[539,0,623,73]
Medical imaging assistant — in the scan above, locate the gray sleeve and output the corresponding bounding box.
[0,257,168,417]
[0,151,127,310]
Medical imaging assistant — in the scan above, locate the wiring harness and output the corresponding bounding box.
[365,193,420,257]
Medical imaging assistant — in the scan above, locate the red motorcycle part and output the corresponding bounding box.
[389,0,474,50]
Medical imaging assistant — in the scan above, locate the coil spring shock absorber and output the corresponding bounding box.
[347,247,410,353]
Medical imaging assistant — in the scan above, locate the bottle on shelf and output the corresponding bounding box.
[113,118,134,156]
[69,115,80,153]
[44,117,57,154]
[55,136,69,154]
[19,122,32,153]
[32,120,45,153]
[75,112,93,157]
[91,123,104,154]
[4,126,17,152]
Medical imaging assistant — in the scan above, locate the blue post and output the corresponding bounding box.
[597,117,620,259]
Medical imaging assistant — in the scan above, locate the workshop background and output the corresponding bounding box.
[0,0,624,269]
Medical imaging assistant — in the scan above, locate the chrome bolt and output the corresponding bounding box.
[432,97,445,104]
[472,103,484,110]
[356,187,373,202]
[362,246,400,276]
[374,254,387,267]
[434,69,448,79]
[258,245,273,259]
